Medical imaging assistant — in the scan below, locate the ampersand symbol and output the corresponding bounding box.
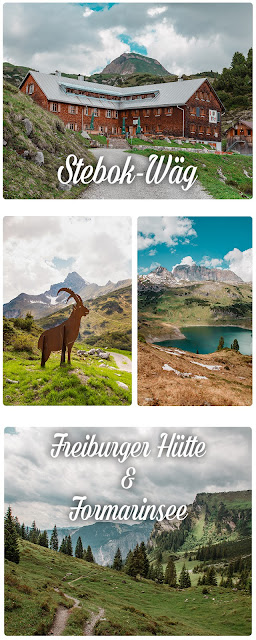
[121,466,136,489]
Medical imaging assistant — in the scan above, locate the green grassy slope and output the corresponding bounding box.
[3,81,94,199]
[3,289,132,405]
[5,539,251,636]
[130,148,252,199]
[150,491,252,555]
[138,282,252,340]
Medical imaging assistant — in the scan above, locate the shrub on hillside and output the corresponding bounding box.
[13,313,34,332]
[12,335,34,353]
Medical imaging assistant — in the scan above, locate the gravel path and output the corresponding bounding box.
[110,352,132,373]
[81,148,211,199]
[48,589,80,635]
[84,608,105,635]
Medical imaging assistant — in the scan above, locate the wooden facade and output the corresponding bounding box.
[20,72,224,149]
[225,120,253,153]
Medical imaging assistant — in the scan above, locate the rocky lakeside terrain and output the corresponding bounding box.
[138,264,252,406]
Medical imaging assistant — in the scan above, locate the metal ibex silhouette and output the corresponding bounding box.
[38,288,89,367]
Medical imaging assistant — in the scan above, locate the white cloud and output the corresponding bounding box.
[224,248,252,282]
[138,217,196,251]
[201,257,223,268]
[3,217,131,302]
[148,249,157,256]
[3,4,252,77]
[172,255,195,270]
[138,261,160,274]
[135,20,222,75]
[83,8,93,18]
[4,427,251,529]
[147,7,167,18]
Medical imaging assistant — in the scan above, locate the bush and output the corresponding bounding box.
[12,336,34,353]
[13,313,34,332]
[3,318,15,342]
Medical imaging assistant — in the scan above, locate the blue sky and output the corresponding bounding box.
[3,4,252,76]
[138,217,252,282]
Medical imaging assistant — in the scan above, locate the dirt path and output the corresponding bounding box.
[81,148,211,199]
[48,588,80,636]
[110,352,132,373]
[84,608,105,635]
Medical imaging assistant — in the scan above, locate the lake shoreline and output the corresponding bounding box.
[148,322,252,344]
[151,324,252,356]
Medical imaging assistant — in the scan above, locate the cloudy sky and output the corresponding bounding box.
[138,217,252,282]
[3,3,252,76]
[4,427,251,529]
[3,217,131,303]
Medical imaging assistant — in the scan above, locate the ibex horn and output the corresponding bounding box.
[57,287,81,305]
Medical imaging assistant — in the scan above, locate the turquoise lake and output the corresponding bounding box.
[156,326,252,355]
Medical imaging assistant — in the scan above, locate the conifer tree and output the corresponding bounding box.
[59,536,67,554]
[217,336,224,351]
[38,530,49,548]
[29,520,39,544]
[75,536,83,559]
[50,525,59,551]
[148,564,156,581]
[139,541,149,578]
[66,534,73,556]
[208,566,217,585]
[124,550,133,574]
[179,564,191,588]
[231,338,239,352]
[164,556,177,587]
[20,523,27,540]
[84,545,94,562]
[113,547,123,571]
[4,506,20,564]
[154,558,164,583]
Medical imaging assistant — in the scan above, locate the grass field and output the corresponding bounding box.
[130,147,252,198]
[5,540,252,636]
[138,282,252,340]
[129,137,212,149]
[3,343,131,406]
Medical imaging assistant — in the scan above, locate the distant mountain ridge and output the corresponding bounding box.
[139,264,243,290]
[4,271,132,319]
[45,521,154,565]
